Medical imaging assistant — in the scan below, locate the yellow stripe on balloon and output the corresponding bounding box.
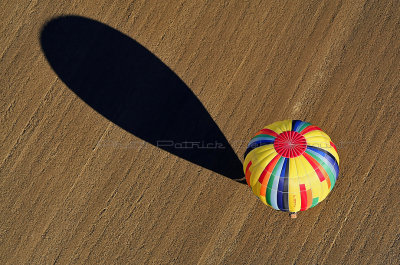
[252,180,262,197]
[306,136,330,147]
[288,157,301,212]
[302,130,331,142]
[243,144,274,173]
[298,155,321,200]
[319,168,330,201]
[246,146,277,187]
[265,120,292,134]
[259,194,267,205]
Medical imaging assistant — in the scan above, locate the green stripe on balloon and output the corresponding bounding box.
[311,197,319,208]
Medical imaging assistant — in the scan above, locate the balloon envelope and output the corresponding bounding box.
[243,120,339,213]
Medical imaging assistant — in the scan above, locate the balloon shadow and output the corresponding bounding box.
[40,16,244,183]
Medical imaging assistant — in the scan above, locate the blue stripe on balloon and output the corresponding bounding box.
[277,158,288,211]
[283,159,289,211]
[294,121,311,133]
[270,157,285,210]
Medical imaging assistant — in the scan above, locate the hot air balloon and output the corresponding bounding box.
[243,120,339,218]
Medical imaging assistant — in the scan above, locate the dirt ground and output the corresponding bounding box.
[1,0,399,264]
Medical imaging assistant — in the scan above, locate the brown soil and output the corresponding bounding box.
[1,1,399,264]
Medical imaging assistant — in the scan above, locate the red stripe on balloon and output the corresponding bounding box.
[255,128,279,138]
[303,152,325,182]
[330,141,337,152]
[300,125,322,135]
[258,154,281,184]
[300,184,307,211]
[245,161,252,186]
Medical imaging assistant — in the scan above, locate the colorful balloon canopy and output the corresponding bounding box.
[243,120,339,213]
